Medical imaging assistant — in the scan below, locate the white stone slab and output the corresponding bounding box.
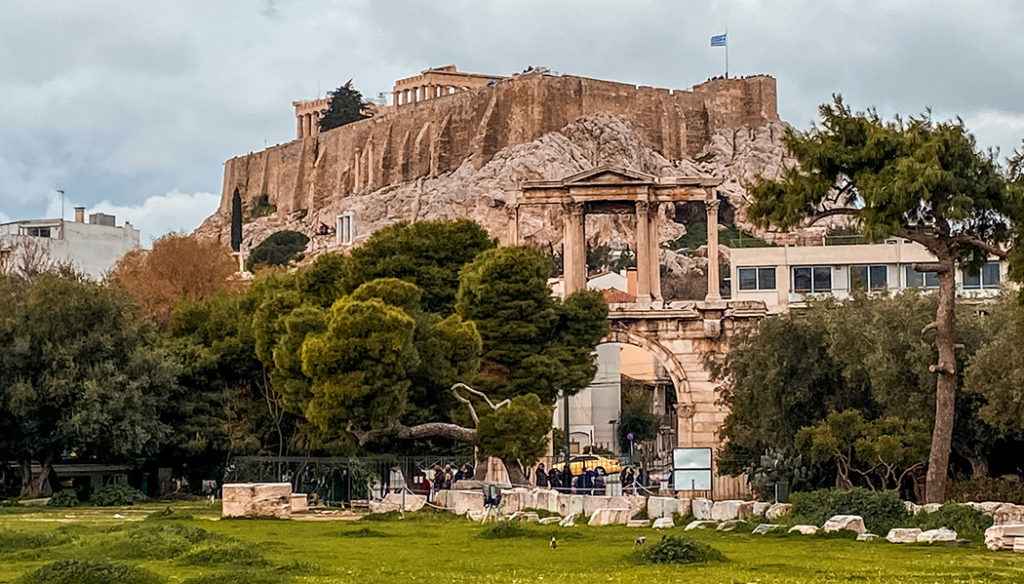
[886,528,922,543]
[587,508,632,526]
[652,517,674,529]
[917,528,957,543]
[823,514,866,534]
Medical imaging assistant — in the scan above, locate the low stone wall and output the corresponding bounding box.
[434,487,676,519]
[223,482,293,518]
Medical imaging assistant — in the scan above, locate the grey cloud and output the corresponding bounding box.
[1,0,1022,233]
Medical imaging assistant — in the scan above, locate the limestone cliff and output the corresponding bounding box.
[196,72,793,253]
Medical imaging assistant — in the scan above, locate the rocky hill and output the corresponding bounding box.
[195,72,800,258]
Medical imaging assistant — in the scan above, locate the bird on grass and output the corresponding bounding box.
[634,536,646,546]
[550,536,557,550]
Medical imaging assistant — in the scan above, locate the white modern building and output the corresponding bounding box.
[0,207,140,279]
[551,268,679,462]
[729,238,1009,313]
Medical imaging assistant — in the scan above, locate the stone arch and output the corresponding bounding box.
[603,326,691,406]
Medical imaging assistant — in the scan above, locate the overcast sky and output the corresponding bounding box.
[2,0,1023,243]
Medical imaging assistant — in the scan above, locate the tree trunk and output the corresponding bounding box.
[925,265,958,503]
[504,460,529,486]
[967,456,989,480]
[19,459,32,497]
[22,453,54,498]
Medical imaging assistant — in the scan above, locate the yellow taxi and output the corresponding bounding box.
[550,454,622,476]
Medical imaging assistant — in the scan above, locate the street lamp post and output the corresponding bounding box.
[562,389,571,488]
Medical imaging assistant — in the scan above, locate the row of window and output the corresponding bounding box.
[737,262,1002,293]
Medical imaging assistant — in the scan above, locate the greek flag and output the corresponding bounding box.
[710,33,727,47]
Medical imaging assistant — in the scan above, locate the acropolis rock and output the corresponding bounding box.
[196,68,797,255]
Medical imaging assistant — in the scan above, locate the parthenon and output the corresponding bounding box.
[391,65,506,107]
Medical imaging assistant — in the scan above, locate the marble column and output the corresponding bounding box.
[634,200,651,305]
[562,202,586,295]
[506,204,520,245]
[296,115,303,139]
[649,202,663,302]
[705,195,722,302]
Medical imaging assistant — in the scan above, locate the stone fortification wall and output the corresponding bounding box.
[203,73,778,239]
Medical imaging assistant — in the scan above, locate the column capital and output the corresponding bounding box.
[705,198,720,212]
[635,200,650,213]
[564,201,585,217]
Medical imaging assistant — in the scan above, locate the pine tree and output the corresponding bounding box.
[319,80,369,132]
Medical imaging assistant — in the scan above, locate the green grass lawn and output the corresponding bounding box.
[0,502,1022,583]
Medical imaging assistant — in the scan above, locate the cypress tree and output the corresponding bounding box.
[230,188,242,253]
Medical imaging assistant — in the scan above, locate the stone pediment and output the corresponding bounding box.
[563,166,656,185]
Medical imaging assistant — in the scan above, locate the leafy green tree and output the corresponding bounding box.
[854,416,931,491]
[748,97,1020,502]
[230,188,242,253]
[475,393,551,481]
[168,289,298,459]
[246,230,309,271]
[617,382,659,453]
[456,245,609,405]
[344,220,495,313]
[0,273,176,496]
[318,81,370,132]
[714,291,1002,483]
[797,409,869,489]
[965,293,1024,435]
[711,311,857,474]
[797,410,930,492]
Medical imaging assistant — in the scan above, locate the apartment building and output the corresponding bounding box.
[730,239,1008,313]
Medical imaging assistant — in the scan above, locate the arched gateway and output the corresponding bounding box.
[513,167,768,499]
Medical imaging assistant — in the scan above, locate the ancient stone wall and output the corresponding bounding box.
[208,73,778,236]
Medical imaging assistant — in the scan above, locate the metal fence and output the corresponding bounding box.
[226,454,473,506]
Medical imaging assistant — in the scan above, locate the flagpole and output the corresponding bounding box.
[725,27,729,79]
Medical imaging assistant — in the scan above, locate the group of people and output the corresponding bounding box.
[424,463,473,501]
[530,462,653,495]
[531,462,607,495]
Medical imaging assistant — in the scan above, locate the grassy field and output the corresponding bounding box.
[0,502,1022,583]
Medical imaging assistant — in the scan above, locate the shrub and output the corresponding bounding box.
[107,524,215,560]
[177,541,267,566]
[246,230,308,271]
[477,520,527,539]
[47,491,79,508]
[790,488,909,534]
[17,559,164,584]
[633,536,725,565]
[910,503,993,540]
[949,477,1024,505]
[0,530,72,552]
[632,507,650,521]
[745,447,810,501]
[91,485,148,507]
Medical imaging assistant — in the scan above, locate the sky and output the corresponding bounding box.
[2,0,1023,244]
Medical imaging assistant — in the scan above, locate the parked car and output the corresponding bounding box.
[550,455,621,476]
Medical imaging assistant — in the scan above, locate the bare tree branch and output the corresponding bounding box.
[345,383,507,446]
[450,382,510,425]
